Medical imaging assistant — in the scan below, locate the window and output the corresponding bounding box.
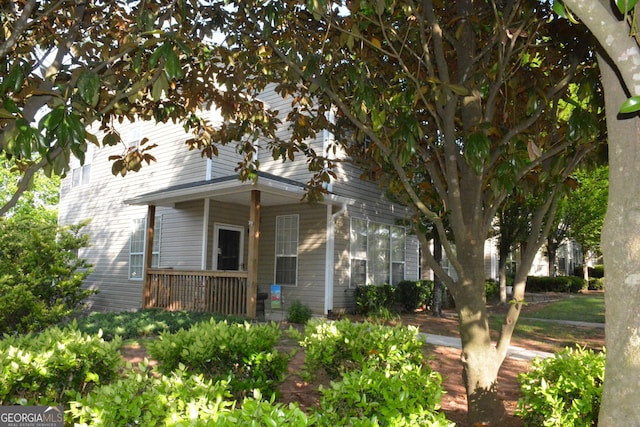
[275,215,298,285]
[350,218,368,287]
[350,219,406,287]
[69,144,94,188]
[129,215,161,280]
[391,226,406,285]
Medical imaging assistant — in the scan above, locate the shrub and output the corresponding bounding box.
[301,319,425,379]
[69,364,234,426]
[574,265,605,279]
[70,308,230,341]
[314,361,453,427]
[526,275,585,293]
[0,324,122,406]
[287,300,313,324]
[0,217,95,334]
[485,279,499,300]
[147,320,289,398]
[395,280,432,312]
[354,284,396,315]
[517,347,605,426]
[70,370,313,427]
[588,277,605,291]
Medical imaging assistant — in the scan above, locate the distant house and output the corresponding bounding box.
[57,90,420,319]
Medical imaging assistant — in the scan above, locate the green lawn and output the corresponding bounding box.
[523,294,605,323]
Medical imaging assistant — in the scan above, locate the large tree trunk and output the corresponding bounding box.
[456,278,506,425]
[598,53,640,426]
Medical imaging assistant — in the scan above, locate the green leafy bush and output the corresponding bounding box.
[0,217,95,334]
[395,280,432,312]
[485,279,499,299]
[0,324,122,406]
[287,300,313,324]
[588,277,605,291]
[70,370,312,427]
[526,275,585,293]
[70,308,231,341]
[301,319,425,379]
[147,320,289,398]
[314,362,453,427]
[517,347,605,426]
[354,284,396,315]
[69,364,233,426]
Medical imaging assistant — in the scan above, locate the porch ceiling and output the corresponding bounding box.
[124,172,352,207]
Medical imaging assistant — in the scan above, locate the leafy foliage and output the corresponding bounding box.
[301,319,425,379]
[69,364,234,426]
[147,320,289,398]
[302,319,451,426]
[287,300,313,324]
[517,347,605,426]
[526,275,585,293]
[0,325,122,406]
[315,362,453,427]
[0,215,94,334]
[354,284,396,316]
[395,280,432,312]
[69,308,234,341]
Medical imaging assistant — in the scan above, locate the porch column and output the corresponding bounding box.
[246,190,260,318]
[143,205,156,308]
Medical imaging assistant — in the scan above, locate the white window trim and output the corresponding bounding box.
[274,214,299,286]
[129,215,161,281]
[349,218,407,287]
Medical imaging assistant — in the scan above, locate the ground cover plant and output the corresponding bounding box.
[0,324,122,406]
[302,319,453,426]
[146,319,290,399]
[517,347,605,426]
[69,308,233,341]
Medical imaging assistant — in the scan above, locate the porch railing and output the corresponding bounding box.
[143,268,248,316]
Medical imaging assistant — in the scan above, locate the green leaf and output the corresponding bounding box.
[77,71,101,107]
[616,0,639,14]
[40,105,65,131]
[164,49,182,80]
[619,95,640,113]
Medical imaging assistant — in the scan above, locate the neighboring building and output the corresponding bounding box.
[421,236,584,283]
[57,91,420,319]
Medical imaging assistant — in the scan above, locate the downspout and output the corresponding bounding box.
[325,202,347,315]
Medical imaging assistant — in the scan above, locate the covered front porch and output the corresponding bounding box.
[126,172,347,318]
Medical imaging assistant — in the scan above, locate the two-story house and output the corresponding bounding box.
[57,90,420,319]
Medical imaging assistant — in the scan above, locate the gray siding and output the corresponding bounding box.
[58,120,210,311]
[258,203,328,315]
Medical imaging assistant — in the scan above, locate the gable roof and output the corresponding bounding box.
[124,171,353,207]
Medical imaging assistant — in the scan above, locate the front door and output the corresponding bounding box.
[214,224,244,270]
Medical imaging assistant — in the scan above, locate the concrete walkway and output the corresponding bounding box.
[421,333,554,361]
[422,317,605,361]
